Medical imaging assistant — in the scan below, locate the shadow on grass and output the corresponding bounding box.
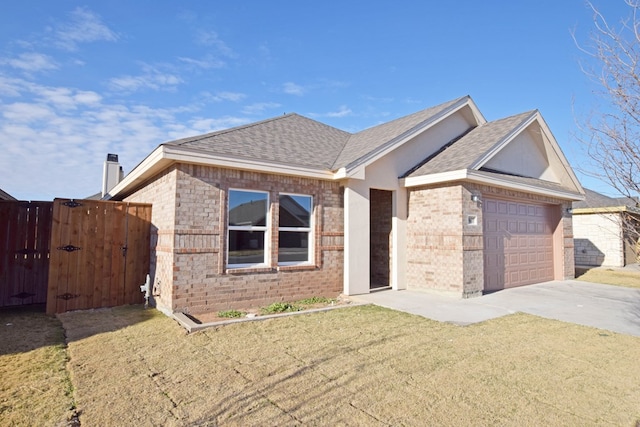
[57,304,159,343]
[0,304,65,356]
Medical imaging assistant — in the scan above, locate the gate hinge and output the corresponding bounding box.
[57,244,81,252]
[62,200,83,208]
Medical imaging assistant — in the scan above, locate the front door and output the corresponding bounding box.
[370,189,392,289]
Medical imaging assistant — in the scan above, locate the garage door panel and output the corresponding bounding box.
[484,198,556,291]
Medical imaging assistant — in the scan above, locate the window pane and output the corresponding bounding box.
[228,230,265,265]
[279,195,311,228]
[278,231,309,263]
[229,190,268,226]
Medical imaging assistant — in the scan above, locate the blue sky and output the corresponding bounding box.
[0,0,632,200]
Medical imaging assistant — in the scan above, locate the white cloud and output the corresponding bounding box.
[178,55,226,70]
[2,102,55,122]
[108,65,184,93]
[242,102,281,115]
[201,91,246,102]
[1,52,58,73]
[55,7,118,51]
[196,31,235,57]
[283,82,306,96]
[326,105,352,118]
[188,116,249,133]
[0,77,201,200]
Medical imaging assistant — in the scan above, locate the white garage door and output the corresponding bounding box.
[483,198,555,291]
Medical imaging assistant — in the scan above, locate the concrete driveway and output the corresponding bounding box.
[353,280,640,337]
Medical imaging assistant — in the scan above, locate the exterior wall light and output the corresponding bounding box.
[471,194,481,203]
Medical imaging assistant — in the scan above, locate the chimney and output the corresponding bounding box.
[102,153,122,197]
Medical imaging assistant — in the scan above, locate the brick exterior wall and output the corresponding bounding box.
[125,163,343,314]
[124,166,177,311]
[406,182,575,297]
[406,184,466,294]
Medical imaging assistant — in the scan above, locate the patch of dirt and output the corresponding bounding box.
[187,294,357,324]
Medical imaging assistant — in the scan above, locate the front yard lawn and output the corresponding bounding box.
[575,266,640,289]
[3,275,640,427]
[50,305,640,425]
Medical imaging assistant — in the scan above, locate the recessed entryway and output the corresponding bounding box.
[370,189,393,289]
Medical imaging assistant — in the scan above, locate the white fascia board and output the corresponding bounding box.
[342,96,480,177]
[401,169,585,201]
[107,145,334,199]
[333,166,365,180]
[400,169,469,187]
[105,145,168,200]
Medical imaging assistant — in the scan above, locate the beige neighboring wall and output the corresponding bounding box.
[573,211,624,267]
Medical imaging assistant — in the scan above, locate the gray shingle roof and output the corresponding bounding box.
[404,111,535,178]
[0,188,16,201]
[161,97,470,172]
[573,188,637,209]
[166,114,351,170]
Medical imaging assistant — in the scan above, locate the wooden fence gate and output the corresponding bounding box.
[46,199,152,314]
[0,201,53,307]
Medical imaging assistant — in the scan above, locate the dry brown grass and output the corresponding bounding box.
[575,267,640,289]
[54,304,640,426]
[0,306,75,426]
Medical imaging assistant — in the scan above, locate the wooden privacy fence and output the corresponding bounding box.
[46,199,152,314]
[0,199,151,314]
[0,201,53,307]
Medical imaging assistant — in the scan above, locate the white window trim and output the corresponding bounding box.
[278,193,314,266]
[227,189,270,269]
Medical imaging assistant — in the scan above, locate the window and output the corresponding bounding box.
[228,189,268,267]
[278,194,312,264]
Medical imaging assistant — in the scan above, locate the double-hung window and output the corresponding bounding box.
[228,189,269,267]
[278,194,312,265]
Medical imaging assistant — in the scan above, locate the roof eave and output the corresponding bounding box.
[105,145,335,200]
[401,169,585,201]
[572,206,631,214]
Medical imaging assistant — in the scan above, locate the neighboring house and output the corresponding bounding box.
[105,95,584,315]
[0,188,16,201]
[573,188,640,267]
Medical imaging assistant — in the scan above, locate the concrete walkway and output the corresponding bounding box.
[353,280,640,337]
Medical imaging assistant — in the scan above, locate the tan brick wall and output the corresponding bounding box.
[406,182,575,297]
[127,163,344,314]
[406,184,465,293]
[124,166,177,311]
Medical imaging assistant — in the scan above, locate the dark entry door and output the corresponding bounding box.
[370,189,392,289]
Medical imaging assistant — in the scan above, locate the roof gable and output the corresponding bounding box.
[333,96,483,171]
[403,111,533,177]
